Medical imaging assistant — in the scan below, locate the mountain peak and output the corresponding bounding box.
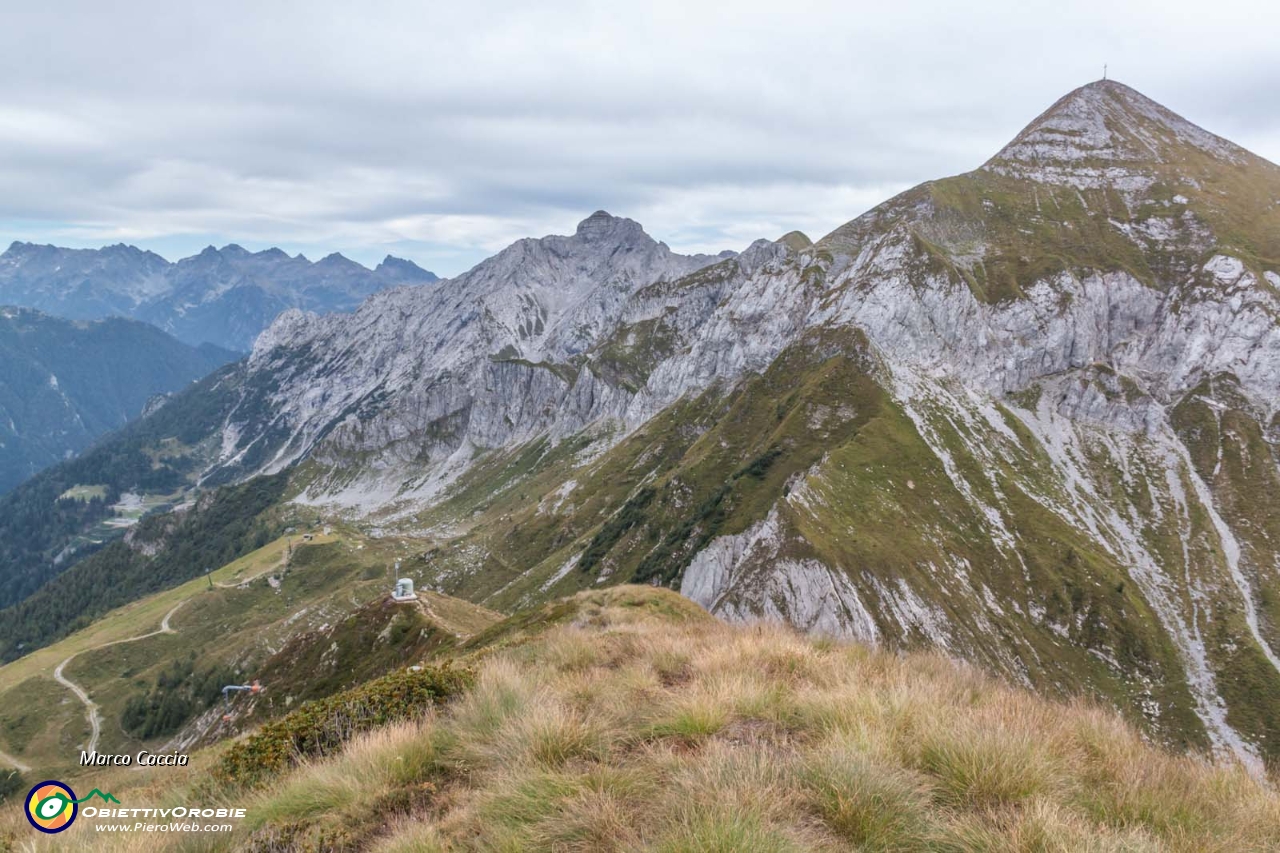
[777,230,813,251]
[375,255,438,282]
[984,79,1248,186]
[2,240,61,257]
[574,210,647,243]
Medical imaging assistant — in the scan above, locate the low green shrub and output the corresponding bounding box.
[216,664,472,787]
[0,769,25,804]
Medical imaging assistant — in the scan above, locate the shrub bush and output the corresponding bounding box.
[216,664,472,788]
[0,769,25,804]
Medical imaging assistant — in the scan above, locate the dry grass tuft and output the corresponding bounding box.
[801,747,935,850]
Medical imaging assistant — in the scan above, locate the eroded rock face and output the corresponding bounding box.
[207,82,1280,769]
[983,80,1248,188]
[230,212,736,507]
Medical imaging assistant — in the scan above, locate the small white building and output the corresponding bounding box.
[392,577,418,602]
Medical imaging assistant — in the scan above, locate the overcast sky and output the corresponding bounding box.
[1,1,1277,276]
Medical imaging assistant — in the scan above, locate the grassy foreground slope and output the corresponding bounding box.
[8,586,1279,852]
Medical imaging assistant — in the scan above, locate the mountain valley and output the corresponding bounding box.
[0,308,237,494]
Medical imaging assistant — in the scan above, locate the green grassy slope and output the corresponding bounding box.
[0,530,499,780]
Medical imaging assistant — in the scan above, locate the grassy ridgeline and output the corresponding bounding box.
[5,586,1279,851]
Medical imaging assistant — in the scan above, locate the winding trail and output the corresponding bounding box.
[49,549,290,755]
[53,600,186,756]
[1,539,303,769]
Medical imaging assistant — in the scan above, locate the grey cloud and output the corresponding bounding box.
[0,0,1276,274]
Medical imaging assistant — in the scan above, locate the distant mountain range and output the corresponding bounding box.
[0,307,237,494]
[0,242,438,351]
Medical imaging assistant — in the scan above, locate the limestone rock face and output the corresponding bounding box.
[231,212,735,506]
